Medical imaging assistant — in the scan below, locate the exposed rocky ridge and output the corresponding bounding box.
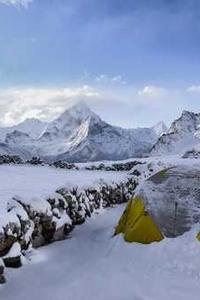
[151,110,200,156]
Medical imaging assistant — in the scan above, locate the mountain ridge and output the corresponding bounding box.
[151,110,200,156]
[0,102,167,162]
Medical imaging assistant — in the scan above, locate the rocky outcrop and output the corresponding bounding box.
[151,110,200,156]
[0,260,5,284]
[182,148,200,159]
[85,161,144,172]
[3,242,22,268]
[0,154,23,165]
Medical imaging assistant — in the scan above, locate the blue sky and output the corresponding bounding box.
[0,0,200,127]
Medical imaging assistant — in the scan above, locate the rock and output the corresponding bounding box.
[3,256,22,268]
[3,242,22,268]
[41,219,56,243]
[182,148,200,159]
[0,260,6,284]
[0,234,17,257]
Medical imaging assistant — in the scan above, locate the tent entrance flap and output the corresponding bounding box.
[115,196,164,244]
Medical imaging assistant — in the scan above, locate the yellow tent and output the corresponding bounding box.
[114,196,164,244]
[196,232,200,241]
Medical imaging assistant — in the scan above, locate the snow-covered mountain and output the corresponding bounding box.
[0,102,163,162]
[0,118,47,141]
[35,102,161,161]
[151,110,200,156]
[152,121,168,136]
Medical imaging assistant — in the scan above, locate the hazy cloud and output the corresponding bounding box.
[0,84,198,129]
[0,85,99,126]
[137,86,167,98]
[0,0,33,7]
[186,85,200,93]
[95,74,127,85]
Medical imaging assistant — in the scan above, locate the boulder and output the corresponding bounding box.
[3,242,22,268]
[0,259,6,284]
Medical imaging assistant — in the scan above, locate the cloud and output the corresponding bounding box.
[186,85,200,93]
[0,85,99,126]
[137,85,167,98]
[0,0,33,7]
[95,74,127,85]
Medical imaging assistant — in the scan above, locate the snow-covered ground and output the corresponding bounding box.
[0,164,129,231]
[1,205,200,300]
[0,164,128,212]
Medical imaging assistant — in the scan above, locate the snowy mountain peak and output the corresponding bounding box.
[58,101,99,123]
[168,110,200,135]
[39,102,100,142]
[181,110,196,117]
[0,102,167,162]
[151,110,200,156]
[152,121,167,136]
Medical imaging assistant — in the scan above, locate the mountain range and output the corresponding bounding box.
[151,110,200,156]
[0,102,167,162]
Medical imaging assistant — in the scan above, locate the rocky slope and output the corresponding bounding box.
[151,110,200,156]
[0,102,164,162]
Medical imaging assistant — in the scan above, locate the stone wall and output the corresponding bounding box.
[0,177,137,283]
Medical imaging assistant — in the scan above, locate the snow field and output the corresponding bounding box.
[1,205,200,300]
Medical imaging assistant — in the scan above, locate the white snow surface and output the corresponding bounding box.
[1,205,200,300]
[0,164,128,230]
[3,242,21,259]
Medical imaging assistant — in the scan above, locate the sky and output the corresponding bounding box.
[0,0,200,128]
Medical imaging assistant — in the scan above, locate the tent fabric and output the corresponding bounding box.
[196,232,200,241]
[115,196,164,244]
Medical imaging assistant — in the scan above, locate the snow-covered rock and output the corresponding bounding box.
[3,241,22,268]
[151,110,200,156]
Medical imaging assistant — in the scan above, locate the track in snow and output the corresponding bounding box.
[1,205,200,300]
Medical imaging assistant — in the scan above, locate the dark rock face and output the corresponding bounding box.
[26,156,45,165]
[51,160,78,170]
[0,264,6,284]
[3,256,22,268]
[0,154,23,165]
